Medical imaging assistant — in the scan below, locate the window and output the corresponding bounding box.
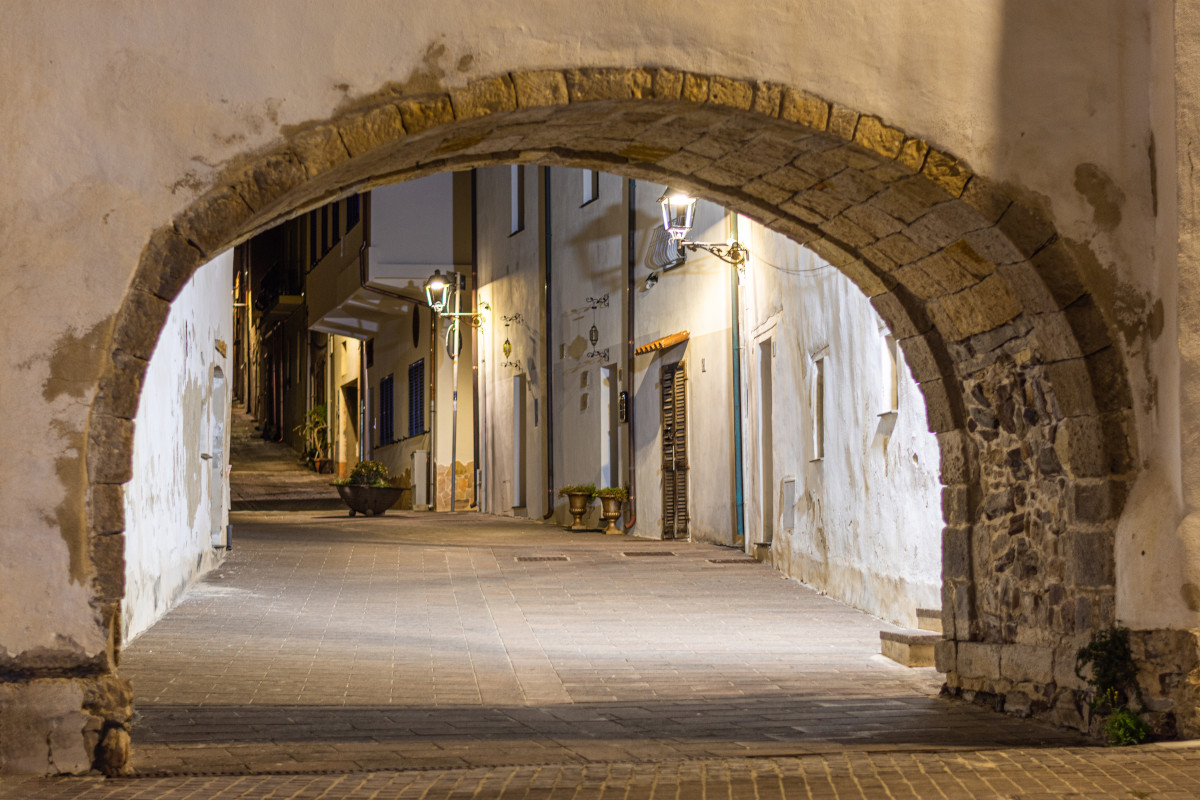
[379,373,395,445]
[582,169,599,205]
[332,202,341,248]
[510,165,525,234]
[365,337,374,369]
[346,194,361,230]
[408,359,425,436]
[811,356,825,460]
[320,206,329,255]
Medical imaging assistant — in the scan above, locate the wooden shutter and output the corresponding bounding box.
[661,362,689,540]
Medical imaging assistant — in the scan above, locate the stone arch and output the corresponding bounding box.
[87,68,1135,728]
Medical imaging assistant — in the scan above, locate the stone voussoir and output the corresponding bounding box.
[337,103,408,156]
[88,483,126,536]
[451,74,518,120]
[86,414,134,485]
[173,183,254,257]
[132,226,205,303]
[512,70,570,108]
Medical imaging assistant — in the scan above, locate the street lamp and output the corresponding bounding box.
[657,189,747,269]
[424,269,453,313]
[423,270,489,513]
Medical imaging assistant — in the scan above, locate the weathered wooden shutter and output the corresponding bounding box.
[661,362,689,540]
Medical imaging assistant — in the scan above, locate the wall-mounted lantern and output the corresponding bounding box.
[657,188,747,272]
[424,269,453,314]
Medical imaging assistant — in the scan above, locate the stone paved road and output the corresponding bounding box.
[7,510,1200,798]
[117,511,1084,775]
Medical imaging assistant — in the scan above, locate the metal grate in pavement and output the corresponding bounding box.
[708,558,759,564]
[623,551,675,557]
[515,556,569,562]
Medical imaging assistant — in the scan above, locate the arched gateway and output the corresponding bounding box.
[79,68,1136,769]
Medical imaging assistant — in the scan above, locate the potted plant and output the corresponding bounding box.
[558,484,596,530]
[332,460,409,516]
[294,403,332,473]
[595,486,628,535]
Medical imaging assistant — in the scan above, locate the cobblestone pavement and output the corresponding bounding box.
[7,509,1200,797]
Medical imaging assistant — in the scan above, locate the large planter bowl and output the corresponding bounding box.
[334,484,409,516]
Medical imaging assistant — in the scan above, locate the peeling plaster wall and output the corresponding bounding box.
[740,222,943,628]
[0,0,1184,771]
[0,0,1168,664]
[122,252,233,643]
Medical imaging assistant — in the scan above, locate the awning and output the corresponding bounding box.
[635,330,690,355]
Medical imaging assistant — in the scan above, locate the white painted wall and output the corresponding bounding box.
[122,251,233,643]
[740,221,943,628]
[477,165,547,517]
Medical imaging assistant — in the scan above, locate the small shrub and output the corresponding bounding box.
[346,461,390,487]
[595,486,628,502]
[1076,626,1150,746]
[1103,708,1151,747]
[559,484,596,497]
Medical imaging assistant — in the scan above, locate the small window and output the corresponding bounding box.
[365,338,374,369]
[346,194,361,230]
[332,202,341,247]
[582,169,599,206]
[811,356,825,460]
[320,206,329,255]
[379,374,395,445]
[510,165,525,234]
[408,359,425,436]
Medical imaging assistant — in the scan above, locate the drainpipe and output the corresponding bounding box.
[543,166,556,520]
[624,178,638,530]
[471,170,482,511]
[730,214,746,547]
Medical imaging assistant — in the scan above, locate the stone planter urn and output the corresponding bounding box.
[596,490,627,535]
[564,491,593,530]
[334,483,409,516]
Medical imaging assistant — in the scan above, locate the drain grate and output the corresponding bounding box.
[623,551,675,557]
[515,556,569,562]
[708,558,759,564]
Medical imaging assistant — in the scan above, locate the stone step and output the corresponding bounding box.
[916,608,943,633]
[880,629,941,667]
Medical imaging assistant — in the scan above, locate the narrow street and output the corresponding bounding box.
[7,417,1200,798]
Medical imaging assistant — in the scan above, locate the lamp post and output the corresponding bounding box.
[423,270,486,512]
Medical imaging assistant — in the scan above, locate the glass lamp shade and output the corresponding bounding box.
[424,269,453,313]
[589,323,599,346]
[658,189,697,242]
[503,337,512,358]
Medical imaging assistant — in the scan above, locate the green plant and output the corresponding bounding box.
[559,484,596,497]
[1103,708,1152,747]
[294,403,329,460]
[595,486,628,502]
[342,460,390,487]
[1076,626,1150,746]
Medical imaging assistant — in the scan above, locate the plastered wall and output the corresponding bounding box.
[122,253,233,642]
[740,222,943,628]
[0,0,1188,773]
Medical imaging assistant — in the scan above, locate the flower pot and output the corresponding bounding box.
[598,495,624,535]
[564,491,593,530]
[333,484,409,516]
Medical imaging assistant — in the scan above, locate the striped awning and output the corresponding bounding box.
[635,330,690,355]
